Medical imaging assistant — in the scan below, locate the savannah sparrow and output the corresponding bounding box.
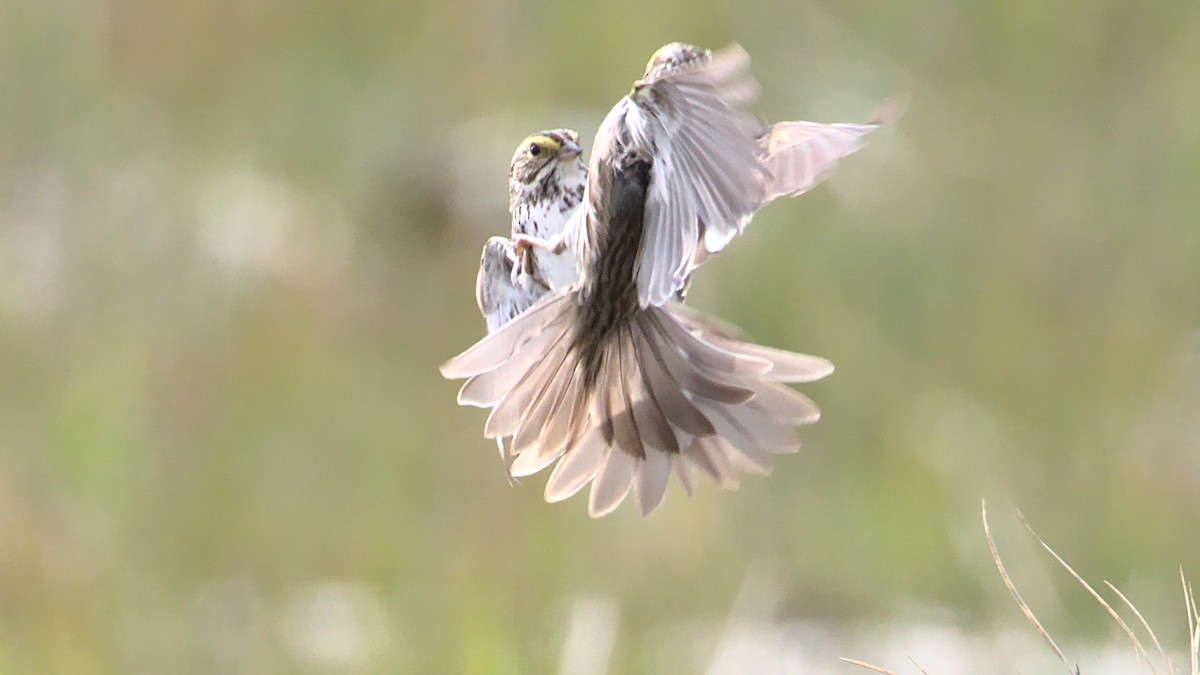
[483,88,886,331]
[449,43,886,517]
[475,130,586,333]
[508,128,587,291]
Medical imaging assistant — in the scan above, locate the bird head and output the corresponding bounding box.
[508,129,584,191]
[637,43,709,88]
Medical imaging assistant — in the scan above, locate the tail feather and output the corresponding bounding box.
[749,381,821,425]
[624,327,682,456]
[440,293,570,379]
[736,398,802,450]
[650,309,773,378]
[561,368,594,460]
[509,439,565,477]
[686,437,724,484]
[673,303,835,383]
[720,436,775,475]
[529,368,585,459]
[636,449,672,516]
[507,371,581,477]
[458,322,569,407]
[442,290,831,517]
[603,343,646,459]
[485,332,574,438]
[544,431,606,502]
[705,333,834,383]
[697,402,781,473]
[672,457,694,497]
[710,384,808,451]
[740,344,834,383]
[632,322,720,436]
[644,315,757,404]
[484,353,554,437]
[510,340,577,453]
[691,436,754,484]
[589,447,637,517]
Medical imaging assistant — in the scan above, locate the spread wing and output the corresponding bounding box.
[625,44,764,308]
[475,237,547,334]
[757,120,880,204]
[620,45,891,308]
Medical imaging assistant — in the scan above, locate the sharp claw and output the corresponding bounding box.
[509,235,538,282]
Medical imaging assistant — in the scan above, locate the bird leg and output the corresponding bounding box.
[511,232,567,285]
[512,232,567,255]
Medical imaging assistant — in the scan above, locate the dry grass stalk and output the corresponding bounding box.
[982,500,1078,675]
[842,500,1196,674]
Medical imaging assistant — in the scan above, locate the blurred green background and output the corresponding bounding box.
[2,0,1198,672]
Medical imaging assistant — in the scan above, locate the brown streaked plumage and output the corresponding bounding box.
[507,129,588,291]
[450,43,886,517]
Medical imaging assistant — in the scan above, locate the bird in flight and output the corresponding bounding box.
[449,43,893,517]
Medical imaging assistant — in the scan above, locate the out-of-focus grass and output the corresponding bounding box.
[845,503,1199,674]
[1,1,1198,672]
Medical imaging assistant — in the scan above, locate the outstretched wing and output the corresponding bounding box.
[757,120,880,204]
[624,44,764,308]
[619,44,893,308]
[476,236,548,334]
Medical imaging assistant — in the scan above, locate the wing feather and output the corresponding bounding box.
[630,45,762,307]
[758,121,879,203]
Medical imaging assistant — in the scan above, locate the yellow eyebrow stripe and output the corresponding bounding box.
[525,135,563,151]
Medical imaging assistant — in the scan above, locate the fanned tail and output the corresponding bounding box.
[442,291,832,518]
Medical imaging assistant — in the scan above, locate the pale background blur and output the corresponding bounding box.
[2,1,1198,673]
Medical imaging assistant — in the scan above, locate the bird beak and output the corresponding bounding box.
[561,140,582,157]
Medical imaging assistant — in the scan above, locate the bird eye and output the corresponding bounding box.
[528,144,541,156]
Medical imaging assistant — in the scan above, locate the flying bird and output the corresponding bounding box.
[451,43,889,516]
[478,87,887,333]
